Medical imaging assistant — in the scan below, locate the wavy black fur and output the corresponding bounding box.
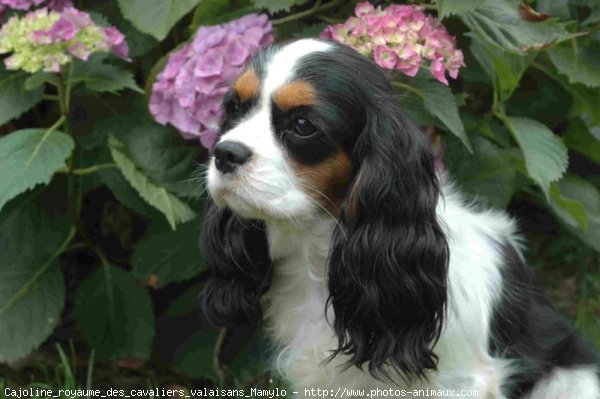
[199,199,272,328]
[316,45,449,382]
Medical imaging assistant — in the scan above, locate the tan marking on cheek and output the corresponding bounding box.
[292,151,353,216]
[234,70,260,101]
[273,81,316,111]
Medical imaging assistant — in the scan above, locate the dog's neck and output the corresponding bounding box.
[263,216,337,346]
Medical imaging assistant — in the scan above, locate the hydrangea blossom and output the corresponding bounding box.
[0,6,129,73]
[0,0,71,19]
[321,2,465,85]
[149,13,274,149]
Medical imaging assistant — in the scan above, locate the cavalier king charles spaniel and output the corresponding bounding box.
[199,39,600,398]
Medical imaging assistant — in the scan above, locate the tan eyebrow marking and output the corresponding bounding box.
[273,81,316,111]
[233,69,260,101]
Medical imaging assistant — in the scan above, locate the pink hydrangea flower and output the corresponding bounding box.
[0,0,70,16]
[149,13,274,150]
[321,2,465,85]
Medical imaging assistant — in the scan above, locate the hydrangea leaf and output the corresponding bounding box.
[435,0,484,19]
[563,119,600,166]
[116,0,200,41]
[75,264,154,360]
[251,0,308,13]
[132,219,206,288]
[190,0,253,30]
[71,57,142,94]
[548,176,600,252]
[108,135,196,229]
[0,128,74,212]
[505,116,568,197]
[0,199,71,362]
[120,123,200,187]
[567,84,600,126]
[0,70,43,126]
[548,45,600,88]
[460,0,570,53]
[411,76,472,152]
[444,136,516,208]
[470,37,535,102]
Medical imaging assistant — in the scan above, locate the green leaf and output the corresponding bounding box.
[0,127,74,212]
[24,72,58,91]
[71,57,142,94]
[548,45,600,88]
[564,119,600,165]
[0,198,71,362]
[0,258,65,362]
[548,176,600,252]
[550,183,588,231]
[117,0,200,41]
[108,135,196,229]
[576,273,600,349]
[504,116,568,197]
[566,83,600,126]
[251,0,308,13]
[444,136,516,208]
[132,219,206,288]
[411,76,472,152]
[99,168,160,218]
[0,70,43,126]
[435,0,484,19]
[172,328,219,378]
[121,123,201,187]
[190,0,253,31]
[460,0,569,52]
[470,37,535,101]
[75,264,154,360]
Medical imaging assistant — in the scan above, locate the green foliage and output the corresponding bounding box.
[445,136,516,208]
[251,0,308,13]
[190,0,254,30]
[435,0,484,19]
[470,38,535,102]
[549,45,600,88]
[132,219,207,288]
[504,116,569,197]
[460,0,569,52]
[549,176,600,252]
[71,57,143,94]
[410,75,472,151]
[116,0,200,41]
[75,264,154,360]
[0,70,43,126]
[0,127,74,211]
[0,196,71,362]
[108,135,197,230]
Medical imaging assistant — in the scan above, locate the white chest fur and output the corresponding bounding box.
[262,187,520,398]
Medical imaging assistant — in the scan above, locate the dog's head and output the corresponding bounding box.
[201,38,449,381]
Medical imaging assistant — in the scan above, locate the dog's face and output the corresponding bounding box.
[207,39,363,221]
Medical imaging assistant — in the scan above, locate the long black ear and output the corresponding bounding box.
[199,199,272,328]
[328,91,449,381]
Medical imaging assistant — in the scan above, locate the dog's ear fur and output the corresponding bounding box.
[327,87,449,381]
[199,199,272,328]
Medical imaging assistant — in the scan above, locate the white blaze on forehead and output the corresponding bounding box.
[262,39,332,105]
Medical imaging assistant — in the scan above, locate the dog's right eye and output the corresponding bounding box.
[292,117,317,137]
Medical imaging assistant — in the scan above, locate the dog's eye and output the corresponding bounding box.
[293,117,317,137]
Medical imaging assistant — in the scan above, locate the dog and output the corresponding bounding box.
[199,38,600,398]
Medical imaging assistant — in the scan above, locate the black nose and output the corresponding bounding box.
[213,141,252,174]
